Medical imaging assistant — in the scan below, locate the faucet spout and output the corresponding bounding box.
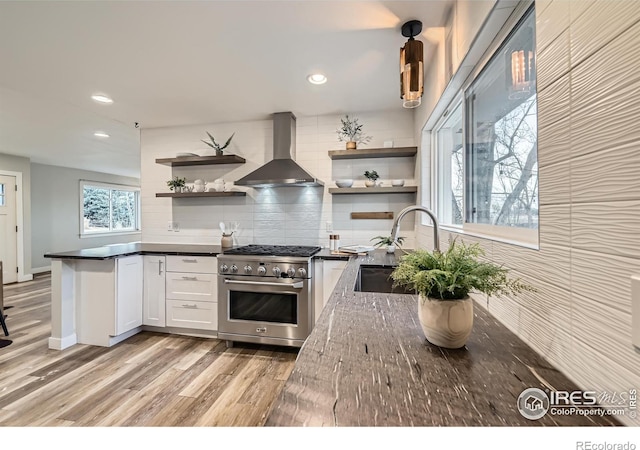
[390,205,440,252]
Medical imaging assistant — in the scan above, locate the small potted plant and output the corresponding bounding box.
[364,170,379,187]
[371,235,405,254]
[202,131,235,156]
[391,239,534,349]
[166,176,186,193]
[336,114,372,150]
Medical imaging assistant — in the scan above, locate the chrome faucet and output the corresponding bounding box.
[390,205,440,252]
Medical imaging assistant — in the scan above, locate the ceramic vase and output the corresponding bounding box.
[418,294,473,349]
[346,141,357,150]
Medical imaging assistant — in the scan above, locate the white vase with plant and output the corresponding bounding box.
[371,235,405,254]
[364,170,379,187]
[391,239,534,348]
[336,114,372,150]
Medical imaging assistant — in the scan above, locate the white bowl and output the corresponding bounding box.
[391,179,405,187]
[335,179,354,188]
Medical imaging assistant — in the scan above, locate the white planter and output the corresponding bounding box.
[418,294,473,349]
[365,180,376,187]
[386,245,396,254]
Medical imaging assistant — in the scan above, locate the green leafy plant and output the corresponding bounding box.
[336,115,372,144]
[364,170,379,181]
[391,239,535,300]
[166,176,186,191]
[202,131,235,156]
[371,235,405,247]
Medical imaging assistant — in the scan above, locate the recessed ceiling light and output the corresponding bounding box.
[94,131,110,138]
[91,94,113,104]
[307,73,327,85]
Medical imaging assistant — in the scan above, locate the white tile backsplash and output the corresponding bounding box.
[141,110,417,248]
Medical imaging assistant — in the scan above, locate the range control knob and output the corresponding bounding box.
[272,266,281,277]
[230,264,238,273]
[298,268,307,278]
[287,267,296,278]
[257,266,267,276]
[244,265,252,274]
[219,264,228,273]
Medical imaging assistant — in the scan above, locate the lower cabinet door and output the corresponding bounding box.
[166,299,217,331]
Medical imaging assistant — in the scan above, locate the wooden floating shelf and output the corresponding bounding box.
[351,212,394,220]
[156,191,246,198]
[328,146,417,160]
[155,154,246,166]
[328,186,418,195]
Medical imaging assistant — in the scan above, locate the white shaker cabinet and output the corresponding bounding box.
[73,254,143,347]
[115,255,144,335]
[314,259,348,322]
[165,256,218,331]
[143,255,166,327]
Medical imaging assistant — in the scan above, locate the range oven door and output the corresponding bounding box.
[218,276,312,344]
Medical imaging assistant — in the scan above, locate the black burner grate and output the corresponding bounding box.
[223,245,322,258]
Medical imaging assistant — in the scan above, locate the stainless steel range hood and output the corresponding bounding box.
[234,112,324,188]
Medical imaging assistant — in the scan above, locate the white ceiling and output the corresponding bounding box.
[0,1,451,178]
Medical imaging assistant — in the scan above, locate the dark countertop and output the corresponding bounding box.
[44,243,223,260]
[265,250,620,427]
[44,243,351,261]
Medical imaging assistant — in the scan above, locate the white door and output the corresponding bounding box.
[143,255,166,327]
[0,175,17,284]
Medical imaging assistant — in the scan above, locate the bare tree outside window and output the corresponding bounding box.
[465,9,538,230]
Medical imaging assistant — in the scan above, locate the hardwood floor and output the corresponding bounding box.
[0,273,298,426]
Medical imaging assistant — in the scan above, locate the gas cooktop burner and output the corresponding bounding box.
[223,244,322,258]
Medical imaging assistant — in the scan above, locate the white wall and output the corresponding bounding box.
[31,163,141,271]
[0,152,32,277]
[141,110,417,249]
[416,0,640,426]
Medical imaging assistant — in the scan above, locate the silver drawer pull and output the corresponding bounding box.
[181,276,198,280]
[181,303,198,309]
[182,258,197,263]
[224,279,303,289]
[256,327,267,333]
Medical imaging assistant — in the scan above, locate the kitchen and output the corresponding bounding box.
[1,0,640,446]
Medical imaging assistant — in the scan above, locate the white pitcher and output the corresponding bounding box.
[194,179,207,192]
[212,178,225,192]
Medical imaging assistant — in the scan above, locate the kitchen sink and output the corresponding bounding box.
[354,265,416,294]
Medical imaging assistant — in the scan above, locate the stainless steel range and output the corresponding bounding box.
[217,245,321,348]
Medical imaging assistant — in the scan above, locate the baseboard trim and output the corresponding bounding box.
[48,334,78,350]
[31,266,51,275]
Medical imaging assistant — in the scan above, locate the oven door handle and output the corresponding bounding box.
[223,279,304,289]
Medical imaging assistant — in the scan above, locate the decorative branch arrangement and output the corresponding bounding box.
[202,132,235,156]
[336,115,372,148]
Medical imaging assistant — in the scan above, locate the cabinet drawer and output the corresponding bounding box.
[166,272,217,302]
[166,299,217,331]
[166,255,217,274]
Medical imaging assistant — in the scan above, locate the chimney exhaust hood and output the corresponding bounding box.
[234,112,324,188]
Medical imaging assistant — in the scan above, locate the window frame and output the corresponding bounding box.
[428,4,538,248]
[79,180,141,238]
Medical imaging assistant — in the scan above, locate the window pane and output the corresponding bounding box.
[111,190,136,230]
[436,103,463,226]
[83,187,110,233]
[466,10,538,229]
[0,183,4,206]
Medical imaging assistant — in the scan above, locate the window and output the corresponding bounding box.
[0,183,5,206]
[431,6,537,246]
[81,181,140,236]
[435,102,464,227]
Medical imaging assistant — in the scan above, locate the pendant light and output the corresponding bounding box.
[400,20,424,109]
[506,26,536,100]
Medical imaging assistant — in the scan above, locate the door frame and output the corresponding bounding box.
[0,169,32,282]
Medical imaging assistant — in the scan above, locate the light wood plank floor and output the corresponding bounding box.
[0,273,298,426]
